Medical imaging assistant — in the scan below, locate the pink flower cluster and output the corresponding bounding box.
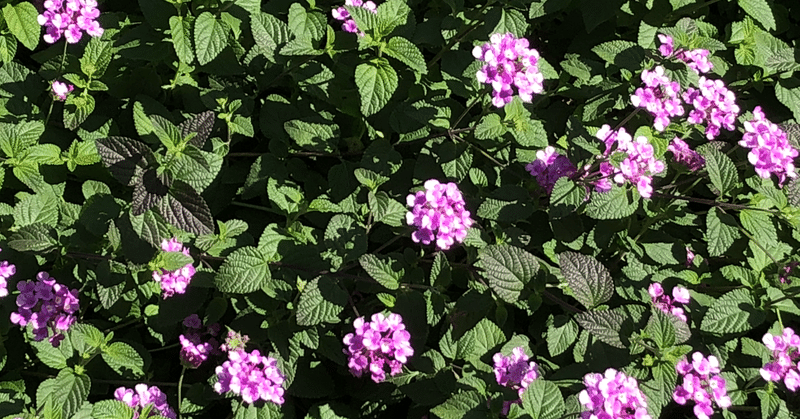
[38,0,103,44]
[220,329,250,353]
[760,328,800,391]
[152,238,196,298]
[493,347,539,398]
[525,147,577,193]
[0,248,16,298]
[343,312,414,383]
[673,352,731,419]
[52,81,74,101]
[114,384,176,419]
[668,138,705,172]
[631,66,685,132]
[578,368,650,419]
[406,179,473,251]
[682,77,739,140]
[332,0,377,35]
[10,272,79,347]
[214,348,285,405]
[658,35,713,74]
[473,33,544,108]
[739,106,799,186]
[593,125,665,198]
[179,314,220,369]
[649,283,690,322]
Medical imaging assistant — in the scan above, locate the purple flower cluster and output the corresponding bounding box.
[332,0,376,35]
[220,329,250,353]
[780,261,799,285]
[0,248,16,298]
[525,147,577,193]
[114,384,176,419]
[406,179,473,251]
[658,35,713,74]
[673,352,731,419]
[473,33,544,108]
[593,125,665,198]
[668,138,705,172]
[760,328,800,391]
[493,347,539,398]
[52,81,74,101]
[152,238,196,299]
[38,0,103,44]
[682,77,739,140]
[214,349,285,405]
[578,368,650,419]
[631,66,685,132]
[10,272,79,347]
[649,283,690,322]
[179,314,220,369]
[739,106,799,186]
[343,312,414,383]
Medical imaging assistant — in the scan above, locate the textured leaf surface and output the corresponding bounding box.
[2,3,39,50]
[575,309,627,348]
[95,137,156,186]
[704,149,738,196]
[296,277,347,326]
[215,246,271,294]
[157,180,213,235]
[559,251,614,309]
[101,342,145,378]
[477,245,539,303]
[359,254,402,290]
[701,289,765,335]
[384,37,427,74]
[522,379,565,419]
[194,12,227,65]
[355,58,397,116]
[706,208,740,257]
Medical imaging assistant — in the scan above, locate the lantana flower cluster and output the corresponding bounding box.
[343,312,414,383]
[179,314,220,369]
[648,282,691,322]
[682,77,740,140]
[739,106,799,185]
[406,179,473,251]
[525,147,577,193]
[152,238,196,298]
[578,368,650,419]
[214,347,286,405]
[114,384,176,419]
[51,81,74,101]
[473,33,544,108]
[332,0,377,35]
[593,125,665,198]
[493,347,539,397]
[668,138,705,172]
[673,352,731,419]
[630,66,685,132]
[10,272,79,347]
[658,34,713,74]
[760,328,800,391]
[37,0,104,44]
[0,248,16,298]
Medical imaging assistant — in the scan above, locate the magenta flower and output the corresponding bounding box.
[214,349,285,405]
[38,0,104,44]
[760,328,800,391]
[668,138,705,172]
[578,368,650,419]
[673,352,731,419]
[220,329,250,353]
[631,66,685,132]
[649,283,690,322]
[525,147,577,194]
[343,312,414,383]
[332,0,377,36]
[152,238,196,298]
[682,77,740,140]
[658,34,713,74]
[493,347,539,398]
[51,81,74,101]
[473,33,544,108]
[589,125,665,198]
[179,314,220,369]
[114,384,176,419]
[406,179,473,251]
[739,106,799,186]
[0,248,16,298]
[10,272,79,347]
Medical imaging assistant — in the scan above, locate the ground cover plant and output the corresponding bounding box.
[1,0,800,418]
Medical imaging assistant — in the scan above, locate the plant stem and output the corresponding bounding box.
[230,201,283,215]
[44,41,69,125]
[653,193,779,213]
[178,366,186,419]
[149,342,181,353]
[542,290,582,314]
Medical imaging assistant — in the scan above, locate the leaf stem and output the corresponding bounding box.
[44,40,70,125]
[652,192,779,213]
[178,366,186,419]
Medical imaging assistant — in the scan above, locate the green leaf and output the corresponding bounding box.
[8,223,58,253]
[522,379,565,419]
[14,193,59,228]
[0,33,18,63]
[284,119,338,153]
[647,309,677,349]
[703,149,738,196]
[296,277,347,326]
[2,3,39,51]
[549,178,585,219]
[591,40,645,71]
[215,246,272,294]
[359,254,402,290]
[775,80,800,123]
[430,391,485,419]
[288,3,325,41]
[700,288,765,335]
[101,342,145,378]
[477,245,539,303]
[384,37,427,74]
[511,119,548,148]
[170,15,195,64]
[575,309,627,349]
[586,186,640,219]
[156,250,193,271]
[474,114,507,140]
[465,318,505,357]
[706,207,741,257]
[132,169,170,216]
[491,8,528,38]
[355,58,398,116]
[738,0,775,31]
[546,315,579,357]
[171,146,222,193]
[157,180,214,235]
[80,38,113,79]
[558,251,614,309]
[30,339,68,370]
[63,95,95,131]
[367,191,406,227]
[194,12,228,65]
[375,0,411,36]
[92,400,135,419]
[36,370,90,419]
